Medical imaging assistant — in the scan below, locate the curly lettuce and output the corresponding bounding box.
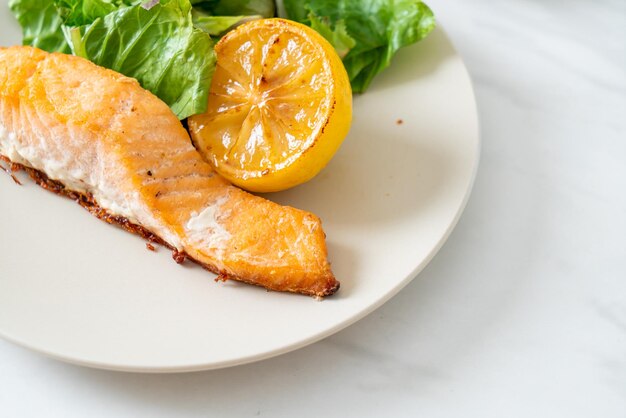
[9,0,70,52]
[283,0,435,93]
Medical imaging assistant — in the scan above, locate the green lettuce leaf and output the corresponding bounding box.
[192,10,261,36]
[66,0,215,119]
[283,0,435,93]
[9,0,70,52]
[54,0,135,26]
[308,13,355,59]
[191,0,275,18]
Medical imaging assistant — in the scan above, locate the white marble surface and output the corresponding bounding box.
[1,0,625,416]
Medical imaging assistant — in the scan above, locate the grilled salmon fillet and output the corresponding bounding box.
[0,46,339,297]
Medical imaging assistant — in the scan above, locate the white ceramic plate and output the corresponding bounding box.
[0,6,479,372]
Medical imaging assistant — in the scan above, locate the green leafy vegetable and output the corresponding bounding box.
[9,0,70,52]
[283,0,435,93]
[192,9,261,36]
[308,13,355,59]
[65,0,215,119]
[190,0,272,37]
[54,0,134,26]
[191,0,275,18]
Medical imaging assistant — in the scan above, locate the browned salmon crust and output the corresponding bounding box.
[0,155,340,296]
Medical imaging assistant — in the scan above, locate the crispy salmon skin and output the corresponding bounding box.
[0,46,339,297]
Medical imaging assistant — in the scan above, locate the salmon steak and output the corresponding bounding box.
[0,46,339,297]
